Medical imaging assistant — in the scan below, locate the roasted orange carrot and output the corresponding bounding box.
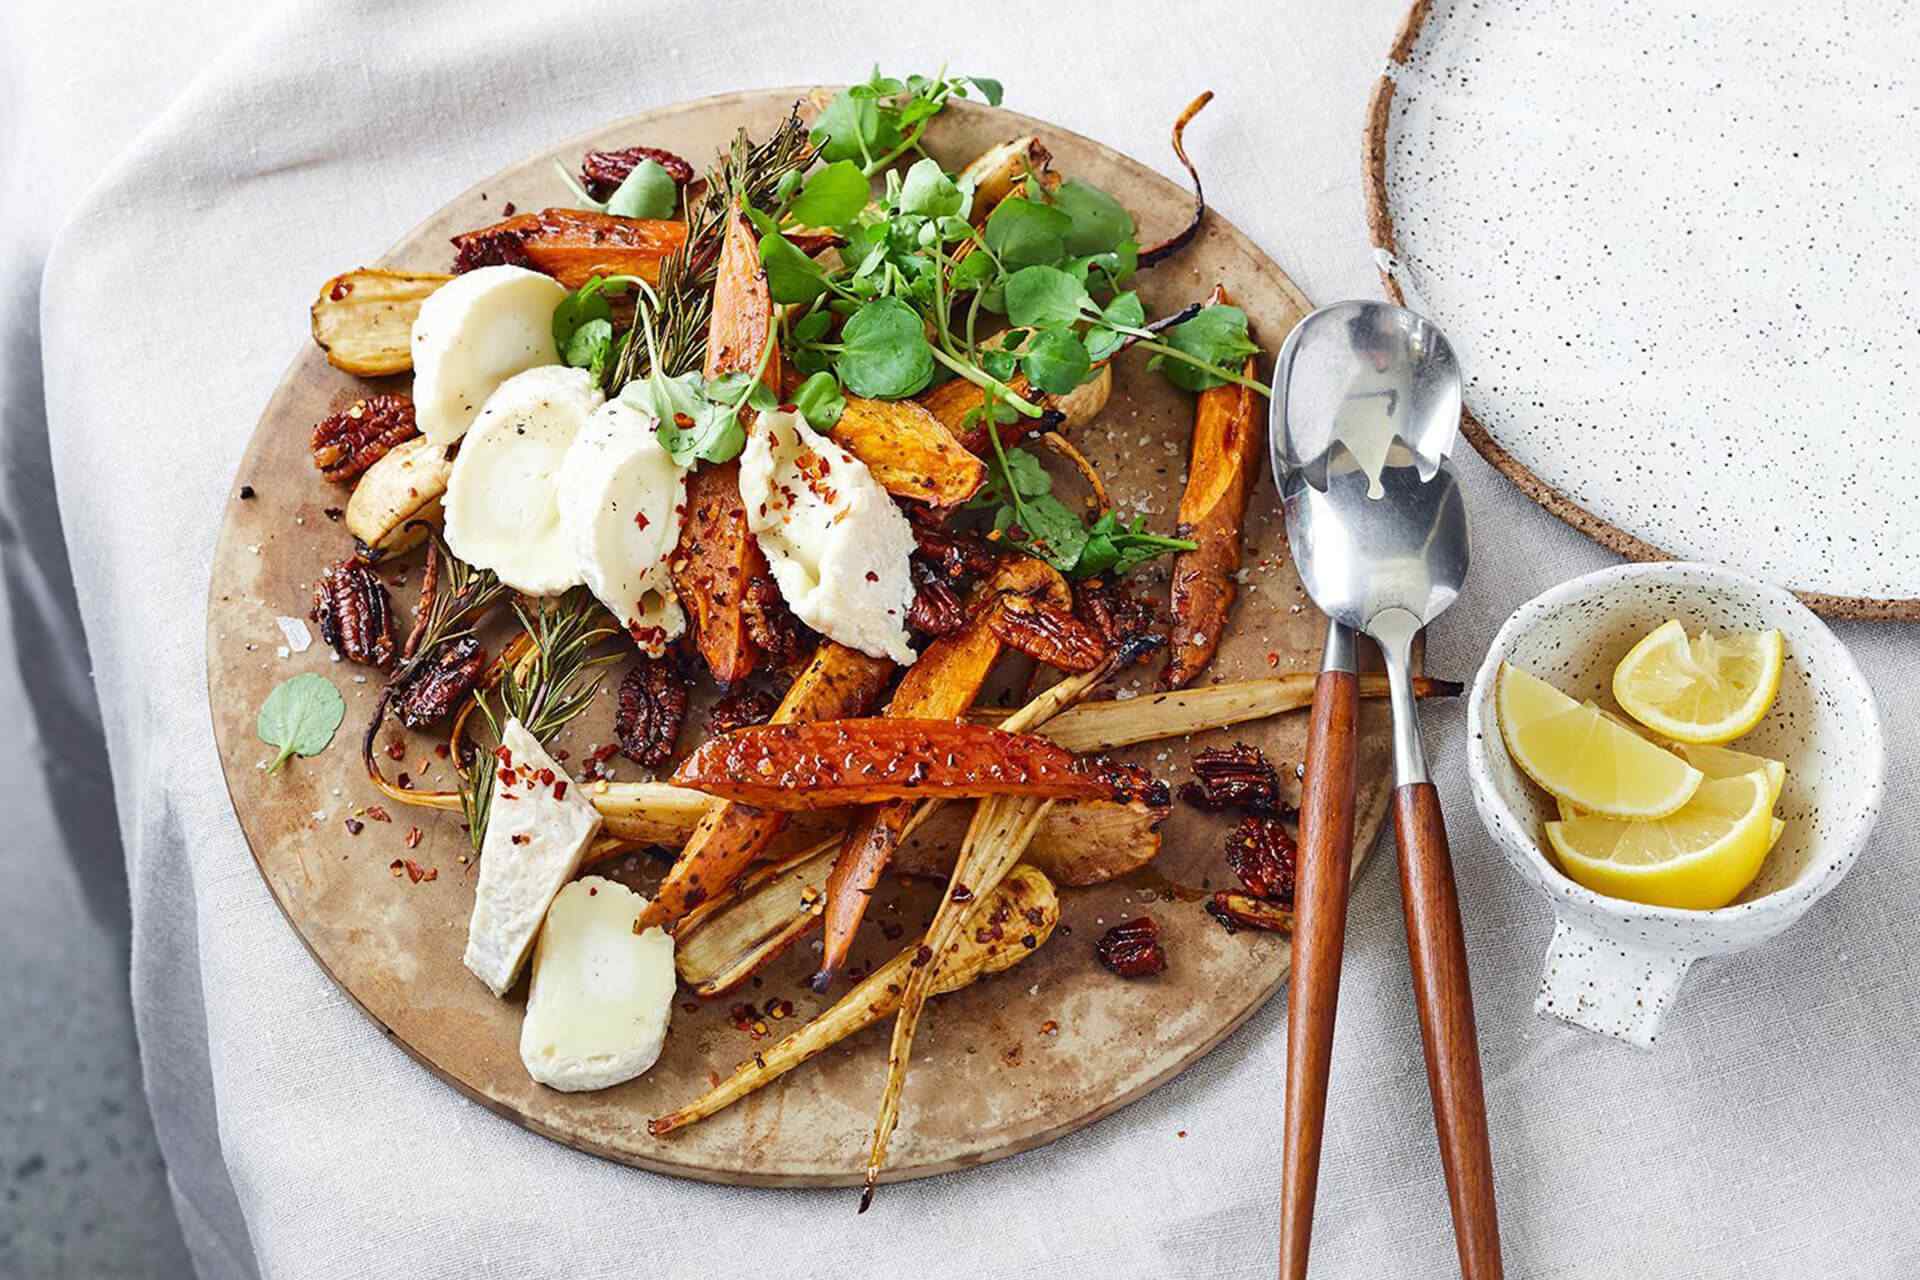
[449,208,687,288]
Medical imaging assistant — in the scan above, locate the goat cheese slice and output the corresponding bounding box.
[737,409,918,665]
[444,365,603,595]
[411,265,567,445]
[463,718,602,998]
[519,877,675,1092]
[555,397,688,656]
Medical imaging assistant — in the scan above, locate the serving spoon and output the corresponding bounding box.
[1272,303,1498,1277]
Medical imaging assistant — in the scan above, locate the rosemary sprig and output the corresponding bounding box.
[607,106,818,389]
[458,589,623,853]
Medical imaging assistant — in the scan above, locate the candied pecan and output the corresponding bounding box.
[1207,891,1294,934]
[391,635,486,729]
[581,145,694,201]
[614,657,690,767]
[740,574,806,669]
[1181,743,1286,815]
[707,686,779,737]
[1080,760,1169,808]
[310,559,398,670]
[990,594,1107,672]
[1095,917,1167,978]
[907,560,967,637]
[1223,814,1297,907]
[912,525,997,584]
[451,226,532,274]
[1074,576,1160,648]
[310,394,418,484]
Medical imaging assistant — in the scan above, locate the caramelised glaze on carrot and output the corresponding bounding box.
[449,208,687,287]
[671,719,1138,810]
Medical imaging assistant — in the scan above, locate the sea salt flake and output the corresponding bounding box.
[275,616,313,653]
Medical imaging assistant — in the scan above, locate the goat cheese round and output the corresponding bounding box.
[444,365,602,595]
[520,877,676,1093]
[738,409,918,665]
[411,265,566,445]
[555,397,688,656]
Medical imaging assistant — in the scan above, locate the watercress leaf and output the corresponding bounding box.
[948,248,998,292]
[657,397,746,467]
[1100,291,1147,331]
[792,371,847,431]
[1004,265,1089,329]
[551,275,616,351]
[863,69,906,97]
[564,317,616,380]
[758,230,830,305]
[965,76,1005,106]
[981,348,1020,383]
[1002,447,1053,498]
[1017,493,1090,572]
[1022,327,1092,394]
[1074,531,1120,578]
[787,159,869,228]
[835,297,934,398]
[898,157,965,218]
[606,159,679,220]
[704,371,759,403]
[746,383,778,413]
[792,310,832,344]
[257,673,346,773]
[1155,304,1261,392]
[793,344,833,376]
[935,215,974,242]
[812,90,898,165]
[774,168,805,207]
[1051,179,1134,255]
[625,369,706,433]
[982,196,1074,269]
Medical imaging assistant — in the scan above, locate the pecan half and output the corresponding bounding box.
[310,559,398,670]
[740,574,806,669]
[391,635,486,729]
[1223,814,1297,907]
[1073,576,1160,649]
[990,594,1107,672]
[311,394,419,484]
[1181,743,1285,815]
[1095,917,1167,978]
[614,657,690,767]
[706,686,779,738]
[912,525,997,584]
[907,560,967,637]
[581,145,694,201]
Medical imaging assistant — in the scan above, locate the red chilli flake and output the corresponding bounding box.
[553,780,569,801]
[402,858,435,883]
[403,826,423,850]
[364,806,392,823]
[633,511,650,531]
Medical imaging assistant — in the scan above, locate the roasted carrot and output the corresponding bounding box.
[449,208,687,288]
[671,719,1129,810]
[1162,287,1262,689]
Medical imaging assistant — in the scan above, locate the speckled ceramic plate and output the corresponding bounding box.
[1365,0,1920,619]
[206,88,1401,1187]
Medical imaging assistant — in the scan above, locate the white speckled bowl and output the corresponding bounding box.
[1466,563,1885,1047]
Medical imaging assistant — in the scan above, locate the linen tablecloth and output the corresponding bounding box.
[23,1,1920,1275]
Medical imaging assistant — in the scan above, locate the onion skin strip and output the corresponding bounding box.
[648,866,1059,1137]
[1137,91,1211,268]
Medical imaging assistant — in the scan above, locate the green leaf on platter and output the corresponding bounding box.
[898,157,967,219]
[792,371,847,431]
[1049,179,1134,256]
[787,159,870,228]
[605,159,679,220]
[257,673,346,774]
[1014,493,1090,572]
[1021,327,1092,394]
[1149,304,1262,392]
[1003,265,1089,330]
[551,275,627,353]
[834,297,934,398]
[1086,291,1146,362]
[811,89,901,166]
[563,318,619,383]
[705,371,778,414]
[757,229,831,305]
[964,76,1005,106]
[949,248,998,293]
[982,196,1074,269]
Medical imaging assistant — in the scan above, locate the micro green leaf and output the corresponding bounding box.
[757,229,832,304]
[605,159,679,220]
[1021,327,1092,394]
[898,157,966,218]
[787,159,870,228]
[964,76,1005,106]
[1049,179,1135,256]
[835,297,934,398]
[257,673,346,773]
[792,371,847,431]
[1004,265,1090,330]
[1148,304,1262,392]
[982,196,1074,269]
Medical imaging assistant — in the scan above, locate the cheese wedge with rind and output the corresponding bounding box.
[464,719,602,997]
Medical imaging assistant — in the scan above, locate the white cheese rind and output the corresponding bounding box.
[444,365,604,595]
[463,719,603,998]
[519,877,675,1092]
[738,410,918,665]
[555,398,688,656]
[411,265,566,446]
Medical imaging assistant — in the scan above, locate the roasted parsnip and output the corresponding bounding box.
[959,136,1056,220]
[345,435,453,558]
[310,269,450,376]
[919,365,1114,456]
[650,865,1059,1136]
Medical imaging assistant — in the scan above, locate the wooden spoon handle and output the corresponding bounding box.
[1278,666,1358,1280]
[1393,781,1504,1280]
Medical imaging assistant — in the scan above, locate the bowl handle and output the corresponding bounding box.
[1534,914,1694,1048]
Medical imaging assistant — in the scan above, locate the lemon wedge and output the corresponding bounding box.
[1497,663,1703,819]
[1545,771,1776,909]
[1612,620,1784,744]
[1554,733,1787,819]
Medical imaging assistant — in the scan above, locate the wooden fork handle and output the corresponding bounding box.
[1278,667,1358,1280]
[1394,782,1504,1280]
